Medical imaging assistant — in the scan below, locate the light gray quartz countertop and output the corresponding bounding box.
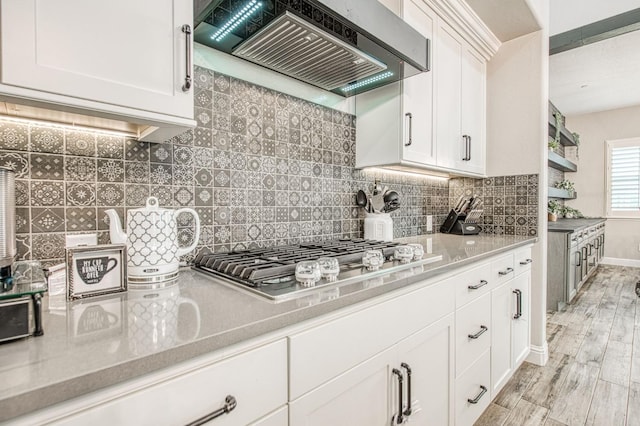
[547,218,606,233]
[0,233,536,421]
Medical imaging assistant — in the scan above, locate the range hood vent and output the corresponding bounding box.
[194,0,430,97]
[233,12,387,91]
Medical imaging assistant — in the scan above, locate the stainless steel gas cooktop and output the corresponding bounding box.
[193,239,443,302]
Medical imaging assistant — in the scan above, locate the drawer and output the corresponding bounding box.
[453,261,493,308]
[51,340,288,426]
[289,280,455,399]
[491,253,515,286]
[514,246,533,275]
[456,292,491,376]
[455,349,491,426]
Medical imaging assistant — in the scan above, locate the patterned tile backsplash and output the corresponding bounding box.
[449,175,539,237]
[1,65,455,265]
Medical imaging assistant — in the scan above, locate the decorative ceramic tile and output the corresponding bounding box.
[96,183,124,206]
[125,161,149,183]
[195,187,213,206]
[0,122,29,151]
[97,207,123,231]
[174,187,194,206]
[65,131,96,157]
[30,154,64,180]
[173,165,193,186]
[31,181,65,206]
[96,135,125,159]
[171,129,194,146]
[174,145,194,165]
[30,127,64,153]
[31,208,65,233]
[66,182,96,206]
[15,208,30,233]
[32,233,65,260]
[150,143,173,163]
[193,127,213,147]
[0,152,29,178]
[150,185,174,207]
[125,140,150,161]
[125,184,149,206]
[65,156,97,181]
[97,159,125,182]
[195,207,213,226]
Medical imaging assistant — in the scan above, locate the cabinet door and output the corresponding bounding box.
[491,280,513,395]
[1,0,193,119]
[457,47,486,174]
[435,22,462,170]
[401,0,436,166]
[289,347,396,426]
[511,272,530,368]
[396,313,454,426]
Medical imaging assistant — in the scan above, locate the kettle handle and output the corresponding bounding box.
[174,208,201,257]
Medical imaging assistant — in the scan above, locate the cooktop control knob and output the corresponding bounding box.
[362,250,385,271]
[394,246,414,264]
[408,243,424,260]
[295,261,321,287]
[318,257,340,282]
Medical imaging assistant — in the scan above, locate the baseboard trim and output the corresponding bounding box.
[601,257,640,268]
[526,342,549,366]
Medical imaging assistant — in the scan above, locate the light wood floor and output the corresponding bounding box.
[475,265,640,426]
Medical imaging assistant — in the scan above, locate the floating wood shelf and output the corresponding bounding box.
[548,102,578,147]
[548,187,577,199]
[548,150,578,172]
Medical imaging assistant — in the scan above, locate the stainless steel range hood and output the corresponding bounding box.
[194,0,430,96]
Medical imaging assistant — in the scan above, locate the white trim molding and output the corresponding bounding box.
[601,257,640,268]
[526,342,549,366]
[423,0,501,60]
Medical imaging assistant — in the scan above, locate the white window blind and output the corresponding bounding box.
[608,138,640,216]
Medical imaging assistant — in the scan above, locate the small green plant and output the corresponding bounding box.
[561,206,584,219]
[555,179,575,193]
[548,199,561,215]
[572,132,580,146]
[548,137,559,151]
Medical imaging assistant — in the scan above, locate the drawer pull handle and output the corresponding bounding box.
[401,362,413,416]
[467,385,487,404]
[513,289,522,319]
[181,24,193,92]
[468,325,488,340]
[498,267,514,276]
[405,112,413,146]
[186,395,237,426]
[519,259,532,265]
[468,280,488,290]
[392,369,405,425]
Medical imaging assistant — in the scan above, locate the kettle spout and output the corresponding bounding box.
[104,209,127,244]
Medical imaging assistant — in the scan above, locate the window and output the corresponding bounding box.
[607,137,640,217]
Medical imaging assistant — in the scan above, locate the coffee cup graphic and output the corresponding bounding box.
[76,256,118,285]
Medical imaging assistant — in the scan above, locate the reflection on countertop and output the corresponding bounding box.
[0,233,536,421]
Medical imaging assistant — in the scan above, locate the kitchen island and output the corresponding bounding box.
[548,217,606,232]
[0,233,535,424]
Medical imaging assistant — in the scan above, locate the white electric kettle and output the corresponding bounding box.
[105,197,200,280]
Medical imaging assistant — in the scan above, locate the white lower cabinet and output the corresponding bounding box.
[289,314,455,426]
[491,280,514,395]
[455,350,491,425]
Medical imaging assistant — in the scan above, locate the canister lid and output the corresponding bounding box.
[0,166,15,174]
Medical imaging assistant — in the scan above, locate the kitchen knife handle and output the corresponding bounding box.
[468,279,488,290]
[401,363,413,416]
[392,369,405,425]
[405,112,413,146]
[185,395,236,426]
[513,289,522,319]
[182,24,192,92]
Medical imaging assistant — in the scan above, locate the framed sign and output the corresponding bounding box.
[66,244,127,300]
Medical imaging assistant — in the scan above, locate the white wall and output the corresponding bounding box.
[565,105,640,264]
[486,26,549,365]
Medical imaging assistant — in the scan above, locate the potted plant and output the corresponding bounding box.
[548,199,561,222]
[548,137,559,151]
[555,179,575,195]
[561,206,584,219]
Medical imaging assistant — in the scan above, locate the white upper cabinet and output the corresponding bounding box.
[356,0,436,170]
[0,0,195,141]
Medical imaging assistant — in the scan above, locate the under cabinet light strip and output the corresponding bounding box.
[0,115,138,138]
[365,167,450,181]
[212,1,263,42]
[341,71,394,92]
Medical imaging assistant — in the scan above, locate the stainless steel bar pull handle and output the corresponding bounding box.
[186,395,237,426]
[392,368,405,424]
[462,135,470,160]
[576,251,581,266]
[467,386,487,404]
[468,280,488,290]
[468,325,488,339]
[513,289,522,319]
[401,363,413,416]
[519,259,533,265]
[182,24,192,92]
[405,113,413,146]
[467,135,472,160]
[498,267,514,276]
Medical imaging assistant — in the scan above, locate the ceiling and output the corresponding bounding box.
[549,0,640,116]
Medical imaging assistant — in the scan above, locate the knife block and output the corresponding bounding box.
[439,210,481,235]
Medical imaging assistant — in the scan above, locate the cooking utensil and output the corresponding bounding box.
[356,190,367,209]
[371,193,385,213]
[383,190,399,204]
